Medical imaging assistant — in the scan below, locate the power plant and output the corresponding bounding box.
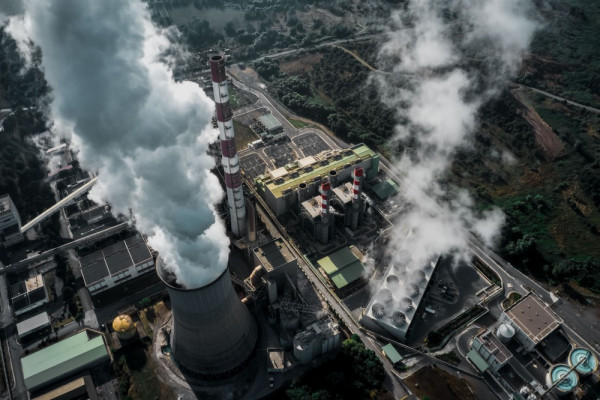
[157,260,257,379]
[210,55,246,237]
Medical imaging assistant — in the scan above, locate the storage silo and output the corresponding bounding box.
[112,315,136,340]
[496,323,516,344]
[545,364,578,397]
[157,261,257,379]
[569,348,598,377]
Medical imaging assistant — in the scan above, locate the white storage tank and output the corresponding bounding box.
[496,323,515,344]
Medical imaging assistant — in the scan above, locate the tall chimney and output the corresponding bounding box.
[210,55,246,237]
[319,179,331,244]
[351,167,363,231]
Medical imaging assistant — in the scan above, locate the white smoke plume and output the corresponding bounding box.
[4,0,229,288]
[376,0,538,294]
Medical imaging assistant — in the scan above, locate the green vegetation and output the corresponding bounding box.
[502,292,523,310]
[289,118,309,129]
[233,120,259,150]
[435,350,461,366]
[285,334,385,400]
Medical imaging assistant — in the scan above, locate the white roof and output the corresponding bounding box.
[269,167,288,179]
[298,156,316,168]
[16,312,50,336]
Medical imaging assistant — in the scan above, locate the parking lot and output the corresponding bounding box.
[293,132,331,157]
[240,153,268,180]
[264,143,298,168]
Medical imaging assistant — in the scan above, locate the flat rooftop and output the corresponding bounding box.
[80,234,152,285]
[0,194,12,214]
[258,113,283,131]
[504,293,562,345]
[475,330,512,364]
[258,144,376,199]
[254,238,295,272]
[332,182,353,204]
[301,195,322,219]
[16,312,50,337]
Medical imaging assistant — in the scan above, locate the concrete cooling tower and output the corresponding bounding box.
[158,261,258,378]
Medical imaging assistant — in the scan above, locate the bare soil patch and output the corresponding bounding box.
[405,365,475,400]
[512,88,564,158]
[279,53,323,76]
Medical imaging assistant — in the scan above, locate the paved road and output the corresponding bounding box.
[0,270,24,400]
[512,83,600,114]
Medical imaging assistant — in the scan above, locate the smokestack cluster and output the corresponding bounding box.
[210,55,246,238]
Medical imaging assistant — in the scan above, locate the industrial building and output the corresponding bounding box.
[250,238,299,301]
[257,113,284,136]
[79,234,155,295]
[21,329,110,392]
[0,193,24,247]
[467,329,513,373]
[255,144,379,217]
[500,292,563,352]
[361,256,439,342]
[10,274,49,316]
[157,261,258,379]
[316,246,366,293]
[16,311,51,341]
[293,316,341,364]
[32,376,97,400]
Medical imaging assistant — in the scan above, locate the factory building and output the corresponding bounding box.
[21,329,110,392]
[79,234,155,295]
[500,292,563,352]
[211,55,246,237]
[255,144,379,217]
[11,274,49,316]
[157,262,257,379]
[257,113,284,136]
[467,329,513,374]
[0,193,24,247]
[316,246,366,294]
[361,256,439,342]
[250,238,298,302]
[293,316,341,364]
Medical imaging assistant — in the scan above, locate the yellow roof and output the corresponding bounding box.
[112,315,134,332]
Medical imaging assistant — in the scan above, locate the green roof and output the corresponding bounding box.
[382,343,403,364]
[317,246,366,289]
[22,330,109,390]
[262,144,376,199]
[372,179,399,200]
[467,349,489,373]
[258,113,283,131]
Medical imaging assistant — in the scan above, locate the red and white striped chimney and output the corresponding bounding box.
[351,167,363,231]
[210,55,246,237]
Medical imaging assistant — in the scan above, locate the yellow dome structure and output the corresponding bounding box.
[112,314,136,340]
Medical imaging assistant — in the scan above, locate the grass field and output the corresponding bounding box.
[233,120,259,150]
[288,118,309,129]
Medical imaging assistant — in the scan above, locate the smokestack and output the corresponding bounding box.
[210,55,246,237]
[246,199,257,243]
[158,260,257,378]
[319,179,331,244]
[351,167,363,231]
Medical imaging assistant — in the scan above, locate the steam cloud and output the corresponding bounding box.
[3,0,229,288]
[376,0,538,293]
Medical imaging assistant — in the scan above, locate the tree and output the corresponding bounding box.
[224,21,236,38]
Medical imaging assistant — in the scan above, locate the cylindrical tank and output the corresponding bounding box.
[298,182,310,203]
[569,348,598,377]
[545,364,579,397]
[112,314,136,340]
[328,170,338,188]
[496,324,516,344]
[158,263,257,379]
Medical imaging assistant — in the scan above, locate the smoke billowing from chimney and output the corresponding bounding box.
[376,0,538,282]
[4,0,229,288]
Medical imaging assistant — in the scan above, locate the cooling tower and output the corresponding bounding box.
[158,261,257,378]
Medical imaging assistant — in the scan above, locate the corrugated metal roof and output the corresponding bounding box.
[372,179,399,200]
[318,246,365,289]
[22,331,109,390]
[16,312,50,336]
[467,349,489,372]
[258,113,283,131]
[382,343,403,364]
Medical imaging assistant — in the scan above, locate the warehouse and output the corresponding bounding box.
[317,246,366,293]
[21,329,110,392]
[16,312,51,341]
